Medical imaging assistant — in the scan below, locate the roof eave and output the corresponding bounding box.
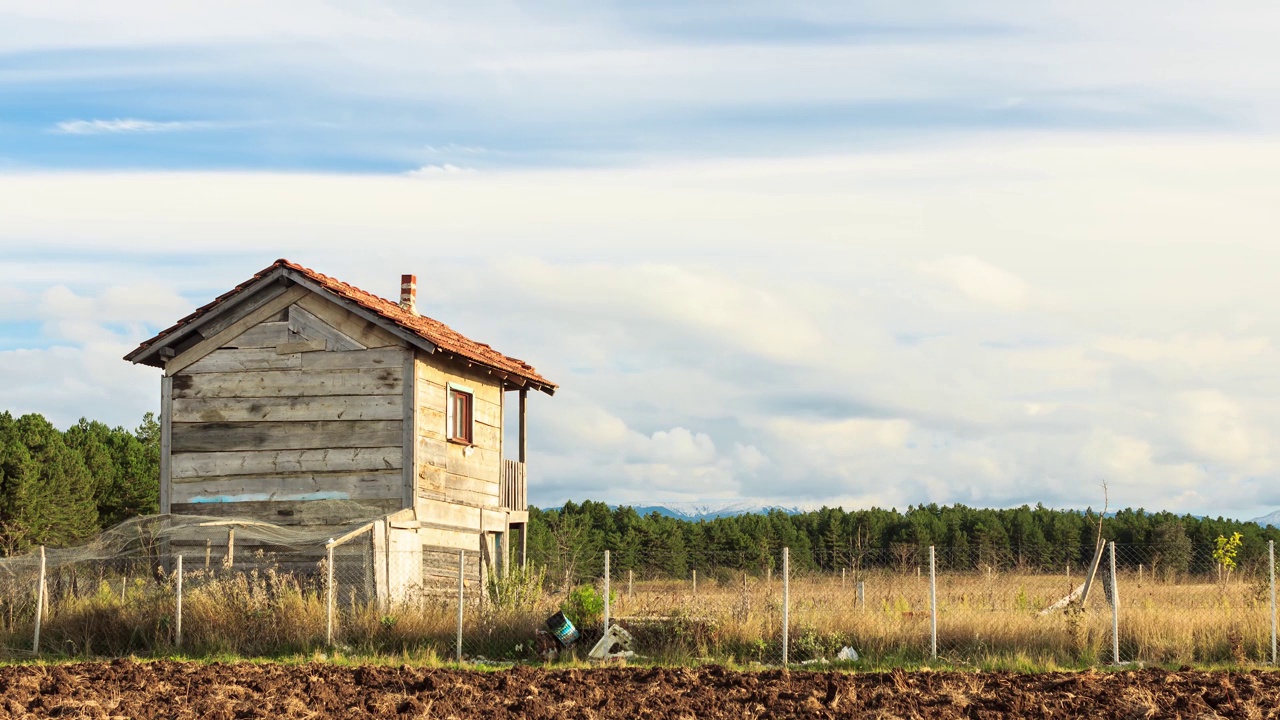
[124,265,292,366]
[280,268,440,356]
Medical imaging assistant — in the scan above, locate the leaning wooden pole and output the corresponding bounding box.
[1079,534,1106,607]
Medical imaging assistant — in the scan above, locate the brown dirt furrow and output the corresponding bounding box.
[1,661,1280,719]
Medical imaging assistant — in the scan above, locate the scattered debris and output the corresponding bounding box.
[534,629,560,661]
[545,611,580,647]
[837,647,860,661]
[588,624,636,661]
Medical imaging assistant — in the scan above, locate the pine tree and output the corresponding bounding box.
[0,413,98,554]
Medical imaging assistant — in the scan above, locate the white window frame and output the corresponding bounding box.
[446,382,475,445]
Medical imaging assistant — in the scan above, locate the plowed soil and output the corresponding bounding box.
[1,660,1278,719]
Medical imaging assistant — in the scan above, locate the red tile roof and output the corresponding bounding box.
[125,259,556,393]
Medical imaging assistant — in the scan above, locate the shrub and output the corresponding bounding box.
[561,584,612,628]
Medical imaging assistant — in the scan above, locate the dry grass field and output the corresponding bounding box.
[1,562,1271,667]
[613,568,1273,666]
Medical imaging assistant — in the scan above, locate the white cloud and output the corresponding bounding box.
[2,133,1280,516]
[919,255,1031,311]
[0,286,29,320]
[1096,334,1272,369]
[39,284,190,326]
[1172,390,1272,473]
[51,119,220,135]
[406,164,477,176]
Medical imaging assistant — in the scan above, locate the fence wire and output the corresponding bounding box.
[1,541,1277,667]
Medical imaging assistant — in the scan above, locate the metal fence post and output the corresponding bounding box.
[33,546,45,655]
[456,549,465,663]
[175,554,183,649]
[603,549,611,633]
[1110,541,1119,665]
[1270,540,1276,665]
[325,540,335,647]
[929,545,937,660]
[782,547,790,666]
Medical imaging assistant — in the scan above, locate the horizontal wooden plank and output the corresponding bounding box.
[417,407,445,441]
[172,395,402,423]
[418,436,448,470]
[288,305,365,351]
[172,447,402,478]
[295,293,402,349]
[481,508,510,529]
[170,498,401,522]
[416,527,480,551]
[418,463,446,494]
[447,487,501,507]
[301,346,405,372]
[276,339,326,354]
[416,360,503,404]
[414,499,482,530]
[443,472,499,498]
[445,444,500,481]
[172,367,402,399]
[171,470,402,504]
[185,348,302,374]
[171,420,402,452]
[229,321,293,349]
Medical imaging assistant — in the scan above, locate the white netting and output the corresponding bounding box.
[0,500,390,572]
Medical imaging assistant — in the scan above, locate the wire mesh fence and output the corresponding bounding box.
[1,536,1277,667]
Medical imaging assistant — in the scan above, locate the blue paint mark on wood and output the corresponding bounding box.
[188,491,351,503]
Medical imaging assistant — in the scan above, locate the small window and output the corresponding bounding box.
[447,385,474,444]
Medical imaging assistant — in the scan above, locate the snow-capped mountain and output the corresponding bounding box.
[1251,510,1280,528]
[624,501,805,521]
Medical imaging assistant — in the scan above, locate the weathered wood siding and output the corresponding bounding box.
[414,356,504,509]
[168,293,410,521]
[411,351,508,585]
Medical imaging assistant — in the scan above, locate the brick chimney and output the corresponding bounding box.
[399,274,417,315]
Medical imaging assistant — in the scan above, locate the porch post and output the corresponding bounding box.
[518,388,528,463]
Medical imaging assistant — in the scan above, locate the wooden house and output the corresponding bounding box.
[125,259,555,595]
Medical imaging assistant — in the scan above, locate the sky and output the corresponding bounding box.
[2,2,1280,519]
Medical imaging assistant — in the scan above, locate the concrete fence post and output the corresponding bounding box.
[628,569,634,600]
[325,540,335,647]
[603,549,611,634]
[929,545,937,660]
[175,555,183,649]
[456,549,465,663]
[1110,541,1120,665]
[692,569,697,596]
[33,546,46,655]
[857,581,865,610]
[1270,540,1276,665]
[782,547,790,666]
